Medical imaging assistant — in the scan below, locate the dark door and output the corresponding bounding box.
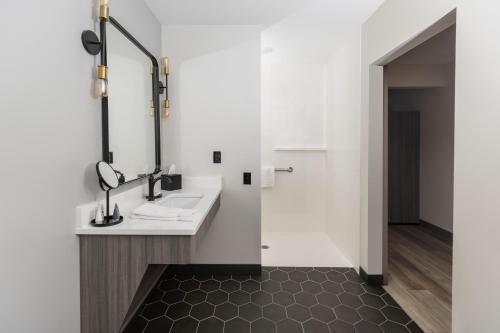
[389,111,420,224]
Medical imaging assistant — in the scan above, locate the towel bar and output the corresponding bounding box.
[275,167,293,173]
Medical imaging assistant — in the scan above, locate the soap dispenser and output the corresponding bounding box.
[94,203,104,224]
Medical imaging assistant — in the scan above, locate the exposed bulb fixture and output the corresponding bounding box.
[99,0,109,20]
[161,57,170,75]
[95,79,108,97]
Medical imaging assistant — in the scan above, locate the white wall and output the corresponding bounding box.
[0,0,160,332]
[361,0,500,331]
[261,61,327,233]
[162,26,261,264]
[419,86,455,232]
[387,60,455,232]
[324,30,362,269]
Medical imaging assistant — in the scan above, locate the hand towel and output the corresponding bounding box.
[261,166,275,188]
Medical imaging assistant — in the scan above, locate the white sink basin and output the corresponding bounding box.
[157,194,203,209]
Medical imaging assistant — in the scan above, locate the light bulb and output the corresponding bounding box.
[100,0,110,6]
[95,79,108,97]
[161,57,170,75]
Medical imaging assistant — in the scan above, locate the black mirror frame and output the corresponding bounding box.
[84,15,163,188]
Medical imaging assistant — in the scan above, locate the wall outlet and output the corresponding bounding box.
[213,151,221,164]
[243,172,251,185]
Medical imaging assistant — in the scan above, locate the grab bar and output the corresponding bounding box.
[275,167,293,173]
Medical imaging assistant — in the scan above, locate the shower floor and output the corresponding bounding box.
[261,232,352,268]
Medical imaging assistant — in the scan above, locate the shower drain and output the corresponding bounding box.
[261,245,270,249]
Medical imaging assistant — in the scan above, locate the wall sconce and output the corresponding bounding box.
[160,57,170,118]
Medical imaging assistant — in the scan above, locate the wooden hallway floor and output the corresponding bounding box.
[385,225,452,333]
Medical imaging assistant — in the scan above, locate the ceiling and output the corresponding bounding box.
[392,26,456,65]
[144,0,312,26]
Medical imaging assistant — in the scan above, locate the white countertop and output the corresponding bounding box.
[75,176,222,236]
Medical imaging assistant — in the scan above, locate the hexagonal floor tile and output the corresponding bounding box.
[158,279,180,292]
[251,318,276,333]
[229,290,251,305]
[166,302,191,320]
[382,306,412,325]
[342,281,365,295]
[358,306,385,325]
[185,290,206,305]
[326,271,347,283]
[142,301,167,320]
[303,319,330,333]
[286,304,311,322]
[170,317,198,333]
[294,292,318,307]
[307,270,327,283]
[321,281,344,295]
[381,321,411,333]
[288,270,308,283]
[242,280,260,293]
[269,270,289,282]
[221,280,241,293]
[261,280,281,294]
[200,279,220,292]
[338,292,362,308]
[197,317,223,333]
[301,281,322,294]
[225,317,250,333]
[329,319,356,333]
[239,302,263,322]
[143,316,172,333]
[206,290,228,305]
[360,293,386,309]
[317,292,341,308]
[190,302,214,320]
[310,304,336,323]
[334,305,361,324]
[263,303,286,322]
[251,291,273,306]
[273,291,294,307]
[179,280,200,292]
[355,320,383,333]
[162,290,185,304]
[281,280,302,294]
[214,302,238,321]
[277,319,302,333]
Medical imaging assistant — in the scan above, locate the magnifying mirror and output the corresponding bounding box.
[96,161,119,190]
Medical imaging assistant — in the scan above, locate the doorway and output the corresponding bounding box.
[384,26,456,333]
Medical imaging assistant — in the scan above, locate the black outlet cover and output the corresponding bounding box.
[213,151,221,164]
[243,172,251,185]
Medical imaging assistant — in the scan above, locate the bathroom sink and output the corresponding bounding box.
[157,194,203,209]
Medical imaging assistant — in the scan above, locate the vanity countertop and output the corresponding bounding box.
[75,176,222,236]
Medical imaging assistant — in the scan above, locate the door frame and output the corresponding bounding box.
[376,11,457,282]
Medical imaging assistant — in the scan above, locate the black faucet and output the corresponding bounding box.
[147,174,163,201]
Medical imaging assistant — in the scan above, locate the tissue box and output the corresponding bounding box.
[161,174,182,191]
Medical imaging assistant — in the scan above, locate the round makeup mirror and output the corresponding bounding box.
[96,161,119,190]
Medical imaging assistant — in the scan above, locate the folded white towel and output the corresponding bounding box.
[132,203,197,220]
[131,214,195,222]
[261,166,275,188]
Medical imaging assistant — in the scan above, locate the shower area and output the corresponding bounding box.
[259,3,362,268]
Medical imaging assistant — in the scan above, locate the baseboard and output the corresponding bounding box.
[167,264,261,276]
[359,267,383,286]
[420,220,453,244]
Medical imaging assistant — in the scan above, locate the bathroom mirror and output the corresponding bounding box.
[106,24,156,182]
[96,161,119,190]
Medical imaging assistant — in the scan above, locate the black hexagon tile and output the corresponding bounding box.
[123,267,421,333]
